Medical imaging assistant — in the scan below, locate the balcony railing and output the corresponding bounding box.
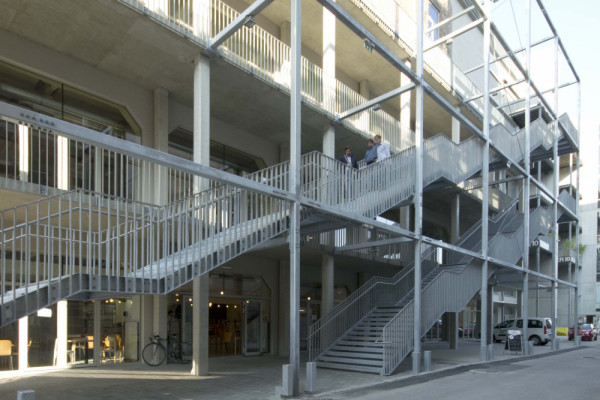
[119,0,415,153]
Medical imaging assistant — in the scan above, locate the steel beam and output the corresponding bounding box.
[462,79,526,105]
[334,237,412,253]
[424,18,484,52]
[336,83,415,121]
[425,5,475,34]
[208,0,274,50]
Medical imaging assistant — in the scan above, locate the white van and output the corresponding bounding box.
[493,318,552,345]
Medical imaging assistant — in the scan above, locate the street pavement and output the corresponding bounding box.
[318,342,599,400]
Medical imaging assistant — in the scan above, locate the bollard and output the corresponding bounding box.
[527,341,534,355]
[281,364,294,397]
[305,362,317,393]
[423,351,431,372]
[17,390,35,400]
[553,338,560,350]
[487,343,494,361]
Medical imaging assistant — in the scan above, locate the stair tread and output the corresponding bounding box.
[319,356,383,366]
[325,351,383,360]
[317,362,381,374]
[331,345,384,353]
[337,340,383,347]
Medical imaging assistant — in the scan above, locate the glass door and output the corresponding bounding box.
[244,300,261,356]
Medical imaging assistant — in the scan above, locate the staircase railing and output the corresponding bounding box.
[381,193,568,375]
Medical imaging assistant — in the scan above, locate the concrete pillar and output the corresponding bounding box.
[56,136,69,190]
[448,312,458,349]
[400,61,412,130]
[153,295,168,341]
[93,300,101,365]
[450,195,460,243]
[18,316,28,370]
[321,255,334,315]
[279,144,290,163]
[486,285,493,345]
[322,5,336,114]
[153,87,169,205]
[280,20,291,46]
[278,261,290,356]
[322,126,335,158]
[56,300,68,367]
[191,275,209,375]
[18,124,29,182]
[399,206,411,230]
[359,79,370,99]
[140,295,154,363]
[451,117,460,144]
[191,53,211,376]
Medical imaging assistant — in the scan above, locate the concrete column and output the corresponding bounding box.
[278,260,290,356]
[359,79,370,99]
[450,195,460,243]
[56,300,68,367]
[321,255,334,315]
[18,316,28,370]
[191,275,209,375]
[322,126,335,158]
[140,295,154,363]
[56,136,69,190]
[153,87,169,205]
[191,53,211,376]
[399,206,411,230]
[448,312,458,349]
[18,124,29,182]
[279,144,290,163]
[400,61,411,130]
[153,295,168,341]
[451,117,460,144]
[93,300,101,365]
[486,285,493,345]
[279,20,291,46]
[322,5,336,114]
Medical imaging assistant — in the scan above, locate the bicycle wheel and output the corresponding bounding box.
[142,343,166,366]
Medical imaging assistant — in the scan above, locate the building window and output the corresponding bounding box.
[427,2,440,41]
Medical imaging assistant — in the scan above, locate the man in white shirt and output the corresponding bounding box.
[374,134,390,162]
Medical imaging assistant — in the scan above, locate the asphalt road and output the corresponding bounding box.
[323,342,600,400]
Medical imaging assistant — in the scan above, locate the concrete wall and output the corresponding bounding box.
[0,29,154,146]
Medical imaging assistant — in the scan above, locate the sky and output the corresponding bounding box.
[492,0,599,142]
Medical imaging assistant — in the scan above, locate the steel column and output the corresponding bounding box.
[288,0,302,394]
[551,36,559,341]
[412,0,424,375]
[573,82,581,342]
[521,0,532,352]
[480,0,491,362]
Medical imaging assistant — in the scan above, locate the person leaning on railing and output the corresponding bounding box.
[364,139,377,166]
[374,134,390,162]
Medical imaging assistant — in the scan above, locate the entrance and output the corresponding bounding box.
[244,300,261,356]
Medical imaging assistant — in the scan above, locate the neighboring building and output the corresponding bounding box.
[0,0,582,391]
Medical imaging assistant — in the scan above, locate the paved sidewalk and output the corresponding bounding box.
[0,338,586,400]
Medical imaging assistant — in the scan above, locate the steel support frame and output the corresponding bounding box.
[208,0,274,49]
[336,83,415,121]
[316,0,575,214]
[412,0,424,375]
[462,78,526,105]
[425,5,475,34]
[288,0,302,395]
[550,36,559,344]
[520,0,532,353]
[424,18,484,52]
[334,237,413,253]
[479,0,491,362]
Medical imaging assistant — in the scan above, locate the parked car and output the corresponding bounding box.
[460,323,477,337]
[568,323,598,341]
[493,318,552,345]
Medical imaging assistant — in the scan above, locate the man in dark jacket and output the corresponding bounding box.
[339,145,358,169]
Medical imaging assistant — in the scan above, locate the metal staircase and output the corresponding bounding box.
[0,101,575,332]
[308,190,575,375]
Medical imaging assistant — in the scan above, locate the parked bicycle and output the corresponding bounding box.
[142,335,191,366]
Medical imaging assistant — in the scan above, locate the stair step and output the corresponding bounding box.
[337,340,383,347]
[331,345,383,353]
[353,327,384,332]
[319,356,383,366]
[326,351,383,360]
[317,362,381,374]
